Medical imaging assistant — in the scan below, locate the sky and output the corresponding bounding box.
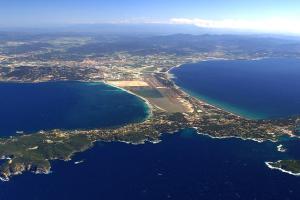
[1,0,300,34]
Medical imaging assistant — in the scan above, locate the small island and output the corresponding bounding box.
[266,160,300,176]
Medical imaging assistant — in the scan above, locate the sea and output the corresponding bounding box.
[0,58,300,200]
[0,81,149,135]
[171,58,300,120]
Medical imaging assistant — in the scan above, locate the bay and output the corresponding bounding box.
[171,58,300,119]
[0,81,149,135]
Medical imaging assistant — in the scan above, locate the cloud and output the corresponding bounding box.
[170,18,300,34]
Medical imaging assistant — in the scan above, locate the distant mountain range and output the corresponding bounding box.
[1,23,300,38]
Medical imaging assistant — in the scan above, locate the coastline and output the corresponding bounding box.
[265,161,300,176]
[166,58,300,121]
[194,128,267,143]
[0,57,299,181]
[166,61,246,120]
[104,81,153,119]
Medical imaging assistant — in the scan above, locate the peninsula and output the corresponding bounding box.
[0,34,300,181]
[0,65,299,181]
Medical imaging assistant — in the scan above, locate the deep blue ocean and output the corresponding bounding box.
[0,59,300,200]
[171,58,300,119]
[0,130,300,200]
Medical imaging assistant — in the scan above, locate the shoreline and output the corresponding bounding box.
[194,128,267,143]
[166,61,245,120]
[165,57,300,121]
[265,161,300,176]
[104,81,153,119]
[1,57,300,180]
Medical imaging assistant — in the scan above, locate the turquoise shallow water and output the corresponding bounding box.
[181,87,265,119]
[0,81,149,136]
[171,58,300,120]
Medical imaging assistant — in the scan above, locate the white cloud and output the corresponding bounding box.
[170,18,300,34]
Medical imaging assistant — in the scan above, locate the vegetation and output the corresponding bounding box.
[269,160,300,175]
